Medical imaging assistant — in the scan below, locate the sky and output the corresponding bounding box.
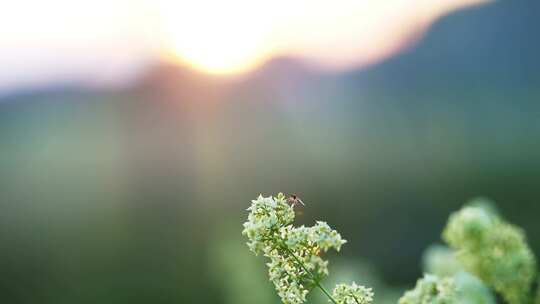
[0,0,489,91]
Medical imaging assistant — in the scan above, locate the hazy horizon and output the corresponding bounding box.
[0,0,488,93]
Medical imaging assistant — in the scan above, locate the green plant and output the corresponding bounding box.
[313,258,404,304]
[398,274,456,304]
[422,244,495,304]
[243,194,538,304]
[242,193,373,304]
[442,199,536,304]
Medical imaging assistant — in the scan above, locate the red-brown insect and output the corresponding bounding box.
[287,194,305,206]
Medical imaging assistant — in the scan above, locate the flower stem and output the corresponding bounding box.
[281,244,339,304]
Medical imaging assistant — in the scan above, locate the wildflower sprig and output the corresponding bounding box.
[442,201,536,304]
[242,193,371,304]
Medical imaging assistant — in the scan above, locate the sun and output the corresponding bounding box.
[156,0,277,75]
[163,28,269,75]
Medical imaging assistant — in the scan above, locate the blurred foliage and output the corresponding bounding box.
[398,274,457,304]
[443,200,536,304]
[209,225,276,304]
[423,244,495,304]
[412,198,537,304]
[312,259,404,304]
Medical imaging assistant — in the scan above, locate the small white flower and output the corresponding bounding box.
[242,193,350,304]
[332,282,374,304]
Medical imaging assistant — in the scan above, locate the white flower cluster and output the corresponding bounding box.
[242,193,347,304]
[399,274,457,304]
[332,282,374,304]
[242,193,296,255]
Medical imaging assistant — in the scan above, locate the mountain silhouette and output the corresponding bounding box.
[344,0,540,90]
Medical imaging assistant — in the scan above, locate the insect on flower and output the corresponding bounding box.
[242,193,354,304]
[287,194,305,206]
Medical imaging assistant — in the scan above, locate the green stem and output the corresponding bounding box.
[281,245,339,304]
[271,208,339,304]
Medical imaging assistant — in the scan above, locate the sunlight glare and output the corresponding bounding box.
[157,0,278,74]
[156,0,489,75]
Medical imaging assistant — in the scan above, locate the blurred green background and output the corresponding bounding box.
[1,0,540,303]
